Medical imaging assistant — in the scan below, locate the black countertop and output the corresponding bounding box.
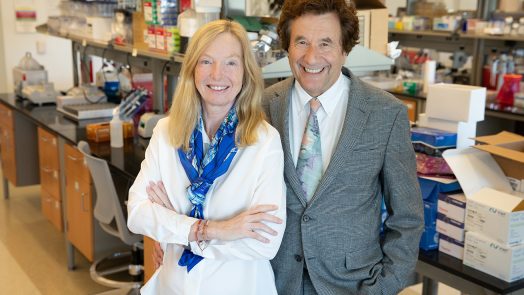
[419,250,524,294]
[0,93,147,178]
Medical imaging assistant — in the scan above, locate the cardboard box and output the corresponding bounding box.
[426,84,486,123]
[464,231,524,282]
[474,131,524,187]
[439,234,464,260]
[465,187,524,246]
[438,192,466,223]
[436,213,465,242]
[354,0,388,55]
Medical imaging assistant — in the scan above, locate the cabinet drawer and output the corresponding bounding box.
[64,143,94,261]
[0,104,13,129]
[41,189,63,232]
[40,167,60,200]
[64,144,90,182]
[38,127,59,170]
[0,126,16,184]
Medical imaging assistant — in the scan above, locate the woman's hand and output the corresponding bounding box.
[152,241,164,269]
[146,180,175,210]
[207,204,282,243]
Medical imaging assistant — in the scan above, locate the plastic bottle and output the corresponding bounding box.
[110,108,124,148]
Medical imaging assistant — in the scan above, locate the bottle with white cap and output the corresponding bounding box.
[110,108,124,148]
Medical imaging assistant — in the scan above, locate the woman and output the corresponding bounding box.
[127,19,286,295]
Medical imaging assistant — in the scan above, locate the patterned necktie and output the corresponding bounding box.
[296,98,322,202]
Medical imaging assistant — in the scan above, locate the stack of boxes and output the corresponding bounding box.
[443,133,524,282]
[418,83,486,149]
[411,127,461,251]
[142,0,181,54]
[437,192,466,259]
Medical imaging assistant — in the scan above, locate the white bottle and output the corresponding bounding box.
[110,109,124,148]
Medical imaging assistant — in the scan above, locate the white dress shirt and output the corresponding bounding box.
[127,118,286,295]
[289,73,350,171]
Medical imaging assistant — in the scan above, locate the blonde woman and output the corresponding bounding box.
[127,20,286,295]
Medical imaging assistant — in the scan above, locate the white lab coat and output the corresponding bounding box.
[127,118,286,295]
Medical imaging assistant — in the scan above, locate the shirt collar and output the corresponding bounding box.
[293,73,348,116]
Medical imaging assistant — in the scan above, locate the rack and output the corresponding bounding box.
[388,0,524,87]
[36,24,182,113]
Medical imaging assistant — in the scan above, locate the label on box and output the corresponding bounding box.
[436,213,465,242]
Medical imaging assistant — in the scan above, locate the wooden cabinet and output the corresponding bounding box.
[38,127,63,231]
[143,237,155,283]
[64,143,94,261]
[0,103,39,190]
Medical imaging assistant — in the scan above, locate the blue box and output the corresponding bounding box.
[420,226,439,251]
[411,127,457,148]
[418,177,461,203]
[424,200,437,227]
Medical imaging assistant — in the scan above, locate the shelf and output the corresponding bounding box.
[389,29,524,42]
[36,24,184,64]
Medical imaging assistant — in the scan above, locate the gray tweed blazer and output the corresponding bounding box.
[263,68,423,295]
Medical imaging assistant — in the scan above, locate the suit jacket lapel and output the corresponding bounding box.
[269,78,308,207]
[308,70,371,207]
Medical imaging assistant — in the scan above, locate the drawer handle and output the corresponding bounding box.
[42,167,53,173]
[67,155,79,161]
[41,137,49,143]
[81,193,88,212]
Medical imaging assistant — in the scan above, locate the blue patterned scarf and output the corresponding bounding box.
[177,106,238,272]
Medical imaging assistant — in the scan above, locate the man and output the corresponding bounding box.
[153,0,423,293]
[262,0,422,294]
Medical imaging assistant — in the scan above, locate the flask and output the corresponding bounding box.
[110,108,124,148]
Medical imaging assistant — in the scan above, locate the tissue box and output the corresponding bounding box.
[465,187,524,246]
[411,127,457,148]
[438,192,466,223]
[464,231,524,282]
[436,213,465,242]
[424,200,438,227]
[426,84,486,122]
[439,234,464,260]
[420,226,439,251]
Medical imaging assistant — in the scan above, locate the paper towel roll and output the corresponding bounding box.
[423,60,436,94]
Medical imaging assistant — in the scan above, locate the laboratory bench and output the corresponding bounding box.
[2,92,524,293]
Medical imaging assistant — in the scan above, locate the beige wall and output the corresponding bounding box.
[0,0,73,93]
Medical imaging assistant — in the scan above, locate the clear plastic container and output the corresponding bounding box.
[195,6,220,27]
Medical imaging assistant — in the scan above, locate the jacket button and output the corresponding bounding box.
[302,215,310,222]
[294,255,303,262]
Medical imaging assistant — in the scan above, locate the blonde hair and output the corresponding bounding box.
[168,19,265,150]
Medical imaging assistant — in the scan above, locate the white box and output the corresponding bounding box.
[465,187,524,246]
[463,231,524,282]
[438,192,467,223]
[426,84,486,123]
[436,213,465,242]
[439,234,464,260]
[418,113,477,148]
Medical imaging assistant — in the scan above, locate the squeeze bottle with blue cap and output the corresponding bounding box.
[110,108,124,148]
